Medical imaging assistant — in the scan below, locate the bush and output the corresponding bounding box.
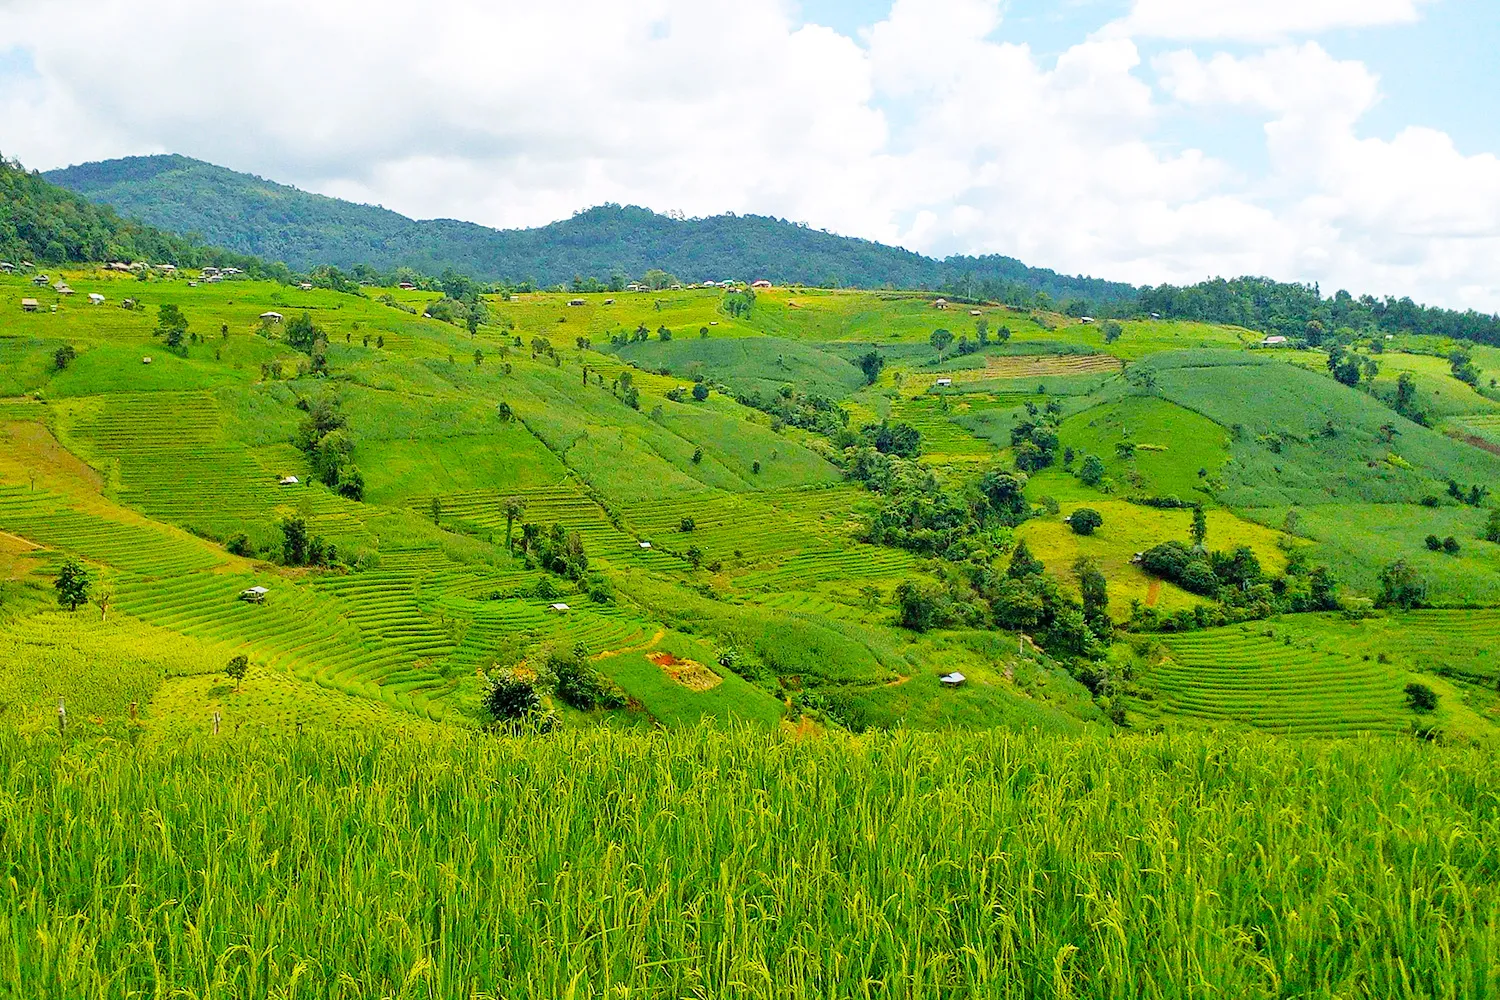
[679,517,696,533]
[1425,534,1442,551]
[482,670,549,729]
[1077,454,1106,487]
[548,647,625,711]
[1404,682,1438,713]
[1069,508,1103,535]
[1442,536,1461,555]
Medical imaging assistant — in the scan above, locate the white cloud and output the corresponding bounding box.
[0,0,1496,310]
[1107,0,1439,42]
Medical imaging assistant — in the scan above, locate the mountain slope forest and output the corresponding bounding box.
[45,154,1137,299]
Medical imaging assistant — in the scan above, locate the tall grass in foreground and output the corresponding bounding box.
[1,729,1496,999]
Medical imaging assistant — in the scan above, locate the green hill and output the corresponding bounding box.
[44,154,1139,297]
[0,157,260,273]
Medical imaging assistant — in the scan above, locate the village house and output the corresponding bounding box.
[752,279,772,289]
[1260,335,1290,348]
[935,377,953,388]
[21,298,39,312]
[239,586,269,604]
[932,298,949,310]
[260,311,284,322]
[89,293,105,305]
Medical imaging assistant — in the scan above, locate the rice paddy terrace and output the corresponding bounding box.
[2,268,1500,741]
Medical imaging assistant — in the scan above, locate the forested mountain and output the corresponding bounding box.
[0,157,261,272]
[45,154,1136,299]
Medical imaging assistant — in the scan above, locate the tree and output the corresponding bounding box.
[1395,372,1418,413]
[1008,539,1045,579]
[894,581,942,632]
[692,382,710,402]
[547,646,623,711]
[467,313,480,338]
[929,328,955,352]
[430,497,443,525]
[1077,454,1106,487]
[53,345,76,370]
[285,312,320,352]
[980,470,1030,525]
[224,654,249,690]
[1443,536,1461,555]
[1485,509,1500,544]
[503,497,526,550]
[679,517,696,533]
[857,351,885,385]
[1377,559,1427,610]
[53,558,90,611]
[155,303,188,350]
[685,545,704,569]
[691,446,703,465]
[1425,534,1443,551]
[497,401,514,422]
[474,349,483,366]
[281,517,309,565]
[336,466,365,501]
[1074,557,1109,630]
[1100,320,1123,344]
[1190,505,1208,548]
[1069,508,1103,535]
[1404,682,1438,712]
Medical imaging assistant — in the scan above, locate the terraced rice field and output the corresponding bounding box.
[1147,626,1410,735]
[938,353,1124,387]
[888,396,997,459]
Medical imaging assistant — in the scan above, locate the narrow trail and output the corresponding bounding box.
[1147,578,1162,607]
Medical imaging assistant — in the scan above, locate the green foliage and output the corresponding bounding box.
[1378,559,1428,610]
[547,645,625,711]
[53,559,90,611]
[1404,681,1438,712]
[1069,508,1103,535]
[224,654,248,687]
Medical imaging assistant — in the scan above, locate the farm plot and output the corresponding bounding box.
[1148,627,1410,735]
[887,396,997,460]
[936,353,1123,387]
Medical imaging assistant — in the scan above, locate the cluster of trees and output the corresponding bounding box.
[733,385,849,437]
[1134,277,1500,347]
[516,522,590,581]
[293,396,364,501]
[895,542,1112,666]
[284,311,330,374]
[481,644,627,730]
[1012,400,1062,472]
[1326,344,1379,388]
[279,516,336,567]
[724,288,755,319]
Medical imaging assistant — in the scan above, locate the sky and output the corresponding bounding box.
[1,0,1497,310]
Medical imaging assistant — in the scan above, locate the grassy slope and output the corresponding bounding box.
[5,274,1500,738]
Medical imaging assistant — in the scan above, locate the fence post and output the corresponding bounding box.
[129,701,138,720]
[212,711,221,736]
[57,698,65,737]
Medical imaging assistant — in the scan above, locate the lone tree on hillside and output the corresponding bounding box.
[155,303,188,351]
[503,497,526,550]
[1077,454,1106,487]
[1190,505,1208,549]
[930,328,954,353]
[53,345,76,370]
[1069,508,1103,535]
[856,350,885,385]
[224,654,249,690]
[430,497,443,525]
[280,517,310,566]
[54,558,91,611]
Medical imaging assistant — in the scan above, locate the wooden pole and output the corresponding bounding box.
[57,698,65,737]
[129,701,137,720]
[212,711,221,736]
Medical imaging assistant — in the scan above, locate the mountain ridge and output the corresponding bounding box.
[44,154,1138,299]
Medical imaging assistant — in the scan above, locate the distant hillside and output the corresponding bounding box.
[0,157,259,272]
[45,155,1137,299]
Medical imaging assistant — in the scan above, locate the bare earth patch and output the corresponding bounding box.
[648,651,723,691]
[982,354,1123,378]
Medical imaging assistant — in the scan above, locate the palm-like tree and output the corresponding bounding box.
[504,497,527,551]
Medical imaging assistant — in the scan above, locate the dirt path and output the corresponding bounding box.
[1147,578,1162,607]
